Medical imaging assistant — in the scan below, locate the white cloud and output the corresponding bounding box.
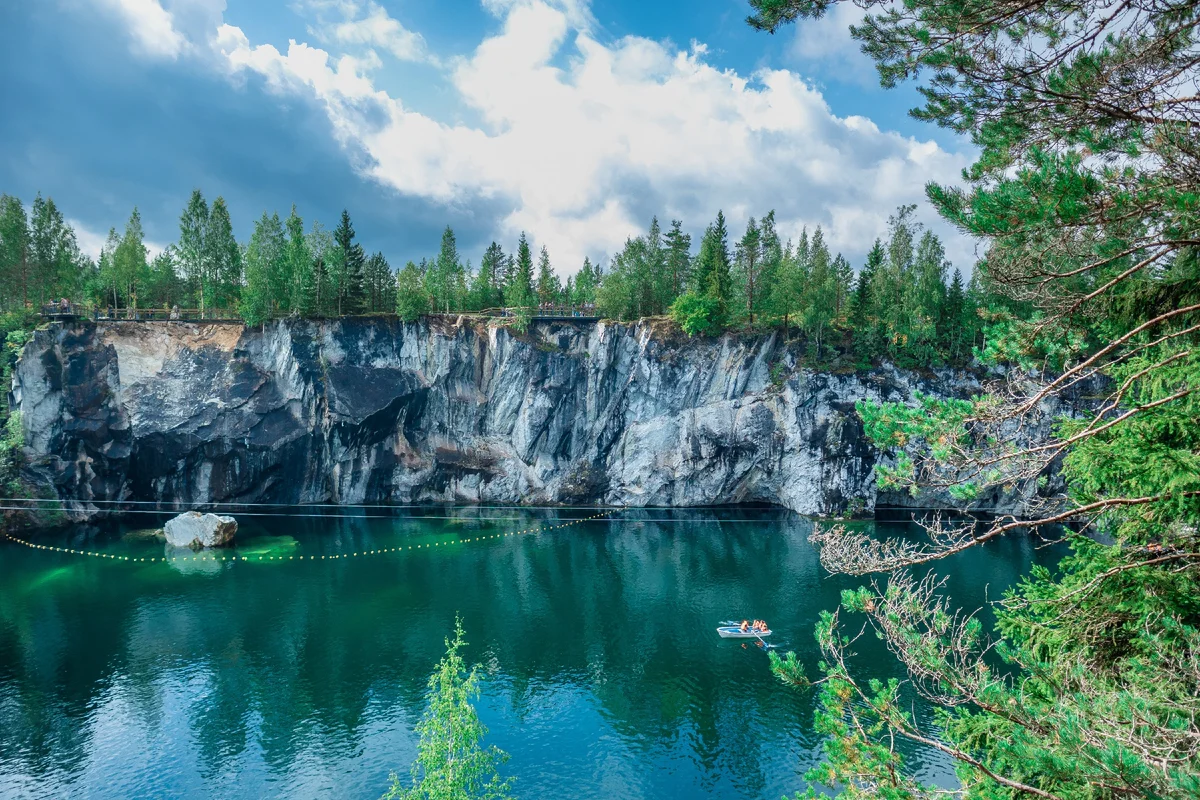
[317,1,431,63]
[103,0,977,273]
[101,0,187,58]
[69,218,166,261]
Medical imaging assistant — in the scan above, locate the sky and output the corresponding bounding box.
[0,0,979,276]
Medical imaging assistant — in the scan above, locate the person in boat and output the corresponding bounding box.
[740,620,749,632]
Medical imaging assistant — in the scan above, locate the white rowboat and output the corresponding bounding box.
[716,626,772,638]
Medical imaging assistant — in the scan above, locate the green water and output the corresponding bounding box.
[0,507,1054,799]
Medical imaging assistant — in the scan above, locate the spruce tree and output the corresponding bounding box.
[663,219,692,301]
[505,233,535,310]
[332,210,366,315]
[535,246,560,305]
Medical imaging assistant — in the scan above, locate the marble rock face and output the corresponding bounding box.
[11,317,1079,522]
[163,512,238,548]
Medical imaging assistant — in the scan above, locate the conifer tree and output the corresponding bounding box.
[469,242,505,311]
[571,257,598,305]
[333,209,365,315]
[802,227,835,356]
[735,216,762,324]
[505,233,535,310]
[535,246,560,305]
[850,239,884,360]
[663,219,692,300]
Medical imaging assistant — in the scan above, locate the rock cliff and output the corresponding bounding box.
[9,318,1066,521]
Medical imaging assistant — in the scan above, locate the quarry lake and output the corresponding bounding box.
[0,507,1055,799]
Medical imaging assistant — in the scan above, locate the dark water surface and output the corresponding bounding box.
[0,507,1054,799]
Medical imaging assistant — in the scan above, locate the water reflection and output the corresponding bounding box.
[0,507,1053,799]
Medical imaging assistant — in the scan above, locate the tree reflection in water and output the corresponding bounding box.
[0,507,1054,799]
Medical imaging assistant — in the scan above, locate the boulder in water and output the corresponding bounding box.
[163,511,238,548]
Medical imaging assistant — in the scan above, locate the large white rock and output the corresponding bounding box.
[163,511,238,548]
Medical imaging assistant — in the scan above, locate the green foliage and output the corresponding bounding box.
[396,261,430,322]
[751,0,1200,796]
[669,291,723,336]
[384,617,513,800]
[535,246,561,305]
[504,233,535,312]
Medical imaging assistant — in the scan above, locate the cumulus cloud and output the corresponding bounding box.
[302,0,432,63]
[100,0,977,274]
[100,0,186,58]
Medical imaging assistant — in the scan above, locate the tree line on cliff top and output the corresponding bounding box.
[0,187,987,367]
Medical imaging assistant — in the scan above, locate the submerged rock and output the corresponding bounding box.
[10,318,1078,521]
[163,512,237,548]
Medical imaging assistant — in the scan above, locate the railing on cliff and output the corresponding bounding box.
[39,303,601,324]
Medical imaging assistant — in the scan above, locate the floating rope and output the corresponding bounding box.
[1,511,613,565]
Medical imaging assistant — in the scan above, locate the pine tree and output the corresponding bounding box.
[803,227,836,356]
[535,246,561,305]
[735,216,762,324]
[663,219,692,301]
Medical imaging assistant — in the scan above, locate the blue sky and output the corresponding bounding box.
[0,0,976,274]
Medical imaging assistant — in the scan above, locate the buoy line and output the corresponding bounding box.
[0,511,613,565]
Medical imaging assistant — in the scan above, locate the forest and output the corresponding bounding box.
[0,188,986,367]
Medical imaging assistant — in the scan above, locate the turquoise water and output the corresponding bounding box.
[0,507,1053,799]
